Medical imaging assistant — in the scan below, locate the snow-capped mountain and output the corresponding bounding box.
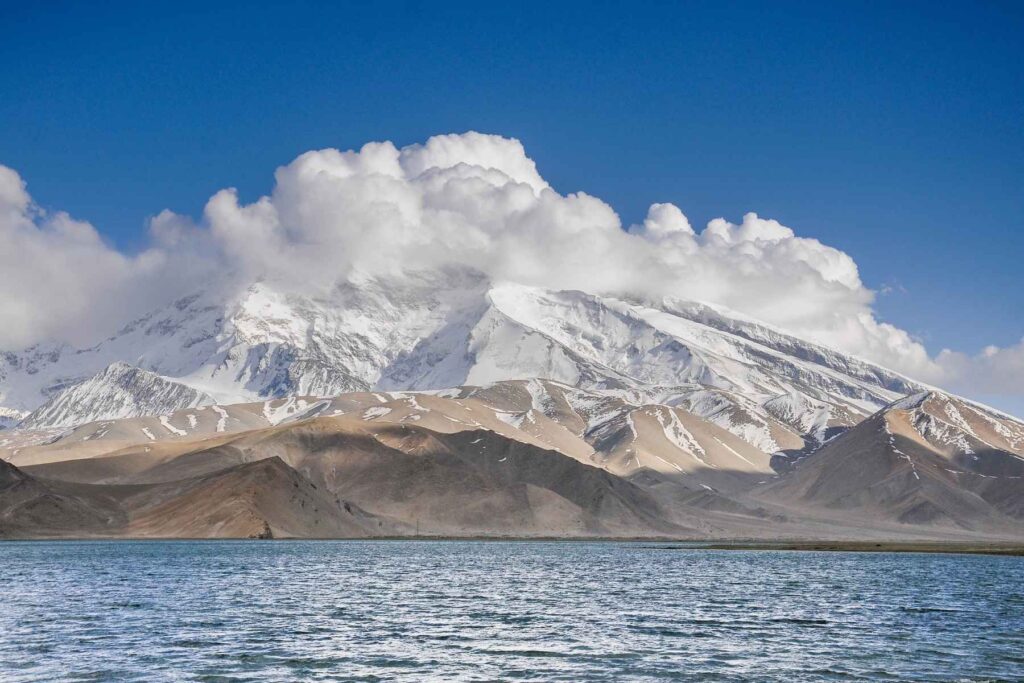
[0,267,942,446]
[21,362,213,430]
[3,269,1021,539]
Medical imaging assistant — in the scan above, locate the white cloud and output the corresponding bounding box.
[399,132,549,192]
[630,202,694,240]
[0,166,217,349]
[937,340,1024,402]
[0,167,155,348]
[2,133,1022,409]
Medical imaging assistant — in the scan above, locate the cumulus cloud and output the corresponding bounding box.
[1,132,1022,408]
[0,167,154,348]
[937,341,1024,401]
[0,166,218,348]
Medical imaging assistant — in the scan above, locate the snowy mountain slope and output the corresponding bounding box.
[431,284,923,452]
[21,363,214,430]
[658,299,923,398]
[0,267,976,449]
[0,270,488,416]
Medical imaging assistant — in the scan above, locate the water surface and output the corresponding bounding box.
[0,541,1021,681]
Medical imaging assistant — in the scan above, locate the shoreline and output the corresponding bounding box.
[696,541,1024,556]
[2,536,1023,556]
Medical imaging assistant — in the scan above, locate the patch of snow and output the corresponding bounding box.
[650,453,684,473]
[711,435,757,467]
[883,420,921,481]
[159,416,187,437]
[211,405,229,433]
[649,406,716,469]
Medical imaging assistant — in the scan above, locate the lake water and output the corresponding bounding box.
[0,541,1021,682]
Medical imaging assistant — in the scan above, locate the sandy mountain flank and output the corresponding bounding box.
[2,380,1022,541]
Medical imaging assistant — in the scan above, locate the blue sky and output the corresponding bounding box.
[1,1,1021,371]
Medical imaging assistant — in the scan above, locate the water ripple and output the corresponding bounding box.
[0,541,1021,682]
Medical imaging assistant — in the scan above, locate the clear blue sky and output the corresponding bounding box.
[2,0,1022,357]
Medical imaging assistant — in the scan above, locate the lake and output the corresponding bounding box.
[0,541,1021,681]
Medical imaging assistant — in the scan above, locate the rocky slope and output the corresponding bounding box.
[4,380,1022,540]
[759,391,1024,533]
[1,407,688,539]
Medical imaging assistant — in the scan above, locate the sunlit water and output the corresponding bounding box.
[0,541,1022,682]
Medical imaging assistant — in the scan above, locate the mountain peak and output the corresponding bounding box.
[888,391,936,412]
